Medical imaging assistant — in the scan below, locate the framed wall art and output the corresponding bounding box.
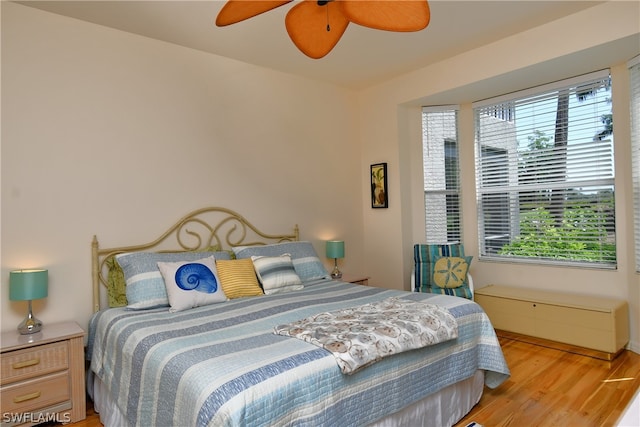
[370,162,388,208]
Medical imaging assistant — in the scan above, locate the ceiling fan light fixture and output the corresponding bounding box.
[215,0,431,59]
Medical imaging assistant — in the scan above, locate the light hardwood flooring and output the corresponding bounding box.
[456,336,640,427]
[72,337,640,427]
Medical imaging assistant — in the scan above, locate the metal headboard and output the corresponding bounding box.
[91,206,299,312]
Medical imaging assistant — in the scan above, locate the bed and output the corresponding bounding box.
[87,207,509,427]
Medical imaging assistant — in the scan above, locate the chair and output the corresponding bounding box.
[413,243,474,300]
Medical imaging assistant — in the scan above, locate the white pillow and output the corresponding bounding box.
[251,254,304,295]
[157,256,227,312]
[116,250,229,310]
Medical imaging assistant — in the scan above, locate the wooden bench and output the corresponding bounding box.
[474,284,629,360]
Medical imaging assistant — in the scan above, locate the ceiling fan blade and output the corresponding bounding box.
[337,0,430,32]
[216,0,293,26]
[285,0,350,59]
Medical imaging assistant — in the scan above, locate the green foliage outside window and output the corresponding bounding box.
[498,204,616,262]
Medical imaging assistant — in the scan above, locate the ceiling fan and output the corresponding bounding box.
[215,0,431,59]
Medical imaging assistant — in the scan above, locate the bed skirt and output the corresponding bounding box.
[89,369,484,427]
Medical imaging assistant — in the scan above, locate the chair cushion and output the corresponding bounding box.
[414,244,473,299]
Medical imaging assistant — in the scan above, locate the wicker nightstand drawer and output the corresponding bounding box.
[0,322,86,425]
[0,341,68,386]
[1,371,70,414]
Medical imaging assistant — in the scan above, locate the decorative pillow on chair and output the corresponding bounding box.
[215,258,264,299]
[432,255,472,289]
[157,256,228,312]
[233,242,329,281]
[116,250,231,310]
[414,244,473,299]
[251,254,304,295]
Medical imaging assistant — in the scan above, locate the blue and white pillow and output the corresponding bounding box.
[234,241,329,281]
[251,255,303,295]
[116,250,231,310]
[157,256,227,312]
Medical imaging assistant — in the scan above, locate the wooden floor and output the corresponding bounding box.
[72,337,640,427]
[455,337,640,427]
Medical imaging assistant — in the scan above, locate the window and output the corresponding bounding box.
[473,70,616,266]
[421,106,461,243]
[630,56,640,272]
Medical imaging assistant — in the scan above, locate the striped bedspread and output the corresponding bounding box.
[87,279,510,427]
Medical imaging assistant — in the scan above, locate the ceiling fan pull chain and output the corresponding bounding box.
[326,2,330,32]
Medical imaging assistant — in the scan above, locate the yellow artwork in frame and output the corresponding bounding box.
[371,163,388,208]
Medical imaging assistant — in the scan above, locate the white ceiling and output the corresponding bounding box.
[16,1,614,90]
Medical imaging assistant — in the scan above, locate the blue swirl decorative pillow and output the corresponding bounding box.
[116,251,231,310]
[157,256,227,312]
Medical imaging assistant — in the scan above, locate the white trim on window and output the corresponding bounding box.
[472,69,610,109]
[629,57,640,272]
[474,71,616,267]
[421,106,462,244]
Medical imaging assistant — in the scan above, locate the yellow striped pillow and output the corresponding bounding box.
[216,258,263,299]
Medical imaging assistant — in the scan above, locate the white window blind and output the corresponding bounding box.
[630,56,640,272]
[422,106,461,243]
[473,70,616,266]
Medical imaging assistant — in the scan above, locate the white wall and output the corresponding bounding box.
[1,3,364,333]
[3,1,639,355]
[358,1,640,352]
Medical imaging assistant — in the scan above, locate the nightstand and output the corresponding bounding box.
[1,321,86,426]
[339,274,370,286]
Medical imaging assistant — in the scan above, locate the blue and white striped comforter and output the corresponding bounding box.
[87,279,510,427]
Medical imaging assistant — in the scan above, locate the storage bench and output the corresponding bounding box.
[475,285,629,360]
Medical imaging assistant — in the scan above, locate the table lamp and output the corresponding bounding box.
[326,240,344,279]
[9,269,48,334]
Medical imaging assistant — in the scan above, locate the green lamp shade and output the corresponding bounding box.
[9,269,48,301]
[326,240,345,259]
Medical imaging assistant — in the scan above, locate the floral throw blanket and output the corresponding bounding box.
[274,297,459,374]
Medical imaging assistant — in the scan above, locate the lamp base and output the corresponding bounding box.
[331,265,342,279]
[17,310,43,335]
